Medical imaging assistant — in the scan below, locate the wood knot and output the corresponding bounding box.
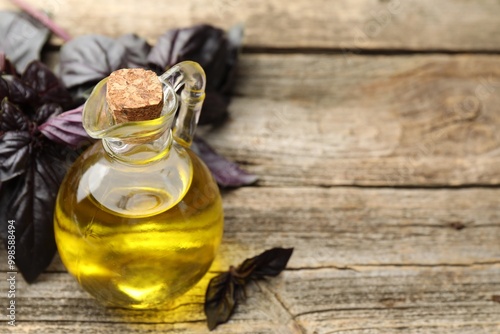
[106,68,163,123]
[445,95,481,122]
[448,222,466,230]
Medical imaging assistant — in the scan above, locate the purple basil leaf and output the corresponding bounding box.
[148,24,243,126]
[33,103,63,124]
[192,136,258,187]
[1,75,37,106]
[0,98,29,132]
[60,34,128,88]
[219,24,243,95]
[204,246,293,330]
[0,11,50,73]
[0,99,31,182]
[0,100,31,182]
[0,78,7,102]
[117,34,151,68]
[237,248,294,280]
[68,83,97,106]
[148,24,227,89]
[199,92,229,125]
[0,52,18,75]
[22,61,73,108]
[39,105,90,147]
[147,28,180,72]
[204,272,238,331]
[0,149,65,282]
[197,29,231,92]
[0,131,31,182]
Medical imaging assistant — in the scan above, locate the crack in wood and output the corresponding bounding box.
[287,265,358,272]
[295,305,420,319]
[255,281,307,334]
[350,260,500,269]
[8,260,499,276]
[270,183,500,190]
[242,47,500,56]
[285,260,500,272]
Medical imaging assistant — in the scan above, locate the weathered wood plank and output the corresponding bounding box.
[36,53,500,187]
[5,55,500,188]
[219,187,500,269]
[34,54,500,187]
[11,187,500,274]
[2,187,500,272]
[285,267,500,334]
[200,53,500,186]
[2,187,498,331]
[1,267,499,333]
[1,0,500,51]
[1,323,279,334]
[218,187,500,269]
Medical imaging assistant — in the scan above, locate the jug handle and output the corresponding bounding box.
[160,61,206,147]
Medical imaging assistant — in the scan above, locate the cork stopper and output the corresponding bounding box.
[106,68,163,123]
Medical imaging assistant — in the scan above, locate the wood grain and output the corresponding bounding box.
[1,0,500,51]
[1,267,499,333]
[2,187,499,274]
[1,188,499,332]
[39,52,500,187]
[200,53,500,187]
[1,1,500,333]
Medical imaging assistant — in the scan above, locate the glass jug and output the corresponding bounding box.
[54,61,224,309]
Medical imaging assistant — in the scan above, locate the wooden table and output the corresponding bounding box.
[1,1,500,333]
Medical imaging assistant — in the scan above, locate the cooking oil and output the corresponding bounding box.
[54,143,223,309]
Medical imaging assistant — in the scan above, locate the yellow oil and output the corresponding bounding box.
[54,143,223,309]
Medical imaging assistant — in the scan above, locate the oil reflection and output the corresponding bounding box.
[93,255,226,329]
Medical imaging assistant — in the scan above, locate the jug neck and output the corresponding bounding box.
[82,62,206,162]
[102,127,174,165]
